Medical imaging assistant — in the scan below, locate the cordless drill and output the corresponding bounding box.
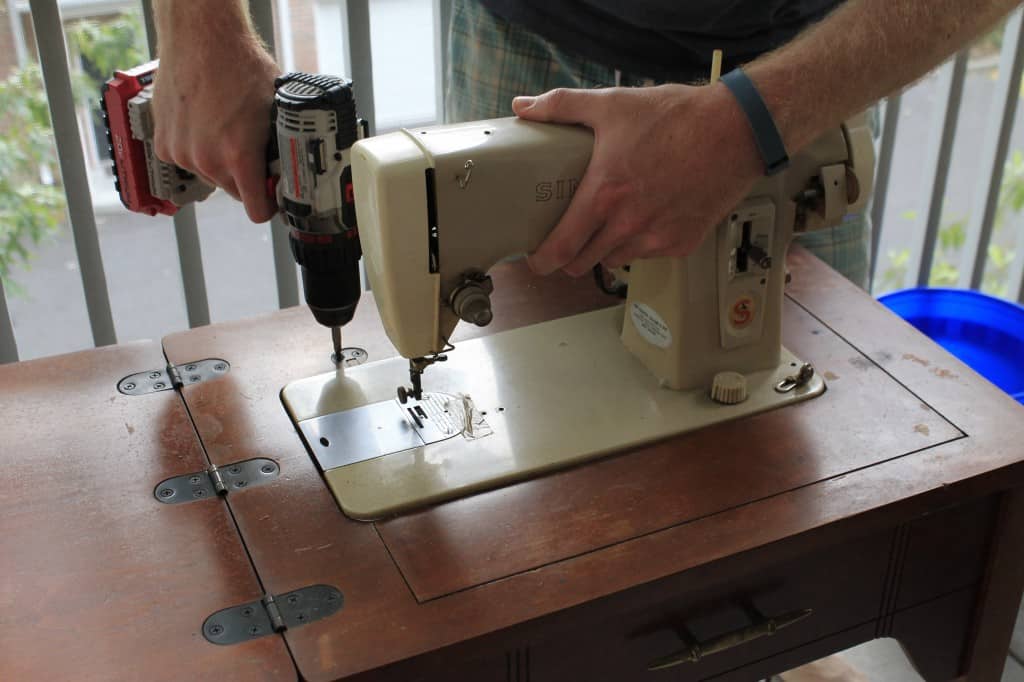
[101,62,364,360]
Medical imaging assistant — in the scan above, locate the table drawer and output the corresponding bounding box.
[356,496,995,682]
[524,497,995,681]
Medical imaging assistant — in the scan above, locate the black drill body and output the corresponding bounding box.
[272,73,363,332]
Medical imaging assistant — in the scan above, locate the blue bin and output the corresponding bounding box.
[879,288,1024,405]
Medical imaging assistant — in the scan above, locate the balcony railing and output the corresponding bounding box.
[1,0,1023,364]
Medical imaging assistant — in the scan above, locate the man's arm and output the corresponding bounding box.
[752,0,1020,154]
[515,0,1020,277]
[152,0,279,222]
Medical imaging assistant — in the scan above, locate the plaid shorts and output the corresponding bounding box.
[446,0,872,289]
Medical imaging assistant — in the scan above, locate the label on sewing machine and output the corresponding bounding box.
[730,294,756,329]
[630,302,672,349]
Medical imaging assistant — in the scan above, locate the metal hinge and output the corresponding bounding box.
[118,358,230,395]
[203,585,344,645]
[154,458,279,504]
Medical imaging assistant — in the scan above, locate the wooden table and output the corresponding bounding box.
[3,246,1024,681]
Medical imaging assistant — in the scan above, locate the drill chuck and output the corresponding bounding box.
[289,230,362,328]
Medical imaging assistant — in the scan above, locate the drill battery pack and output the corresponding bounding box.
[101,60,212,216]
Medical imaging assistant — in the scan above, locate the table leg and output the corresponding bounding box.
[961,489,1024,681]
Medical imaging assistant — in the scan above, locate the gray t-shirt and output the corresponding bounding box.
[477,0,842,82]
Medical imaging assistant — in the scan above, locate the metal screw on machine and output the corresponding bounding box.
[775,363,816,393]
[450,271,494,327]
[333,346,369,367]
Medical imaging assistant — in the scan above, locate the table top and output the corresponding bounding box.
[4,247,1024,682]
[158,247,1024,681]
[0,341,293,681]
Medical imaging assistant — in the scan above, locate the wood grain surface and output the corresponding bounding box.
[378,296,961,600]
[160,250,1024,681]
[0,341,293,682]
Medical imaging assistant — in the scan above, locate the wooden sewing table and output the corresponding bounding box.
[3,246,1023,681]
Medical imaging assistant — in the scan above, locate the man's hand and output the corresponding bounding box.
[514,0,1020,278]
[152,1,279,223]
[513,84,762,277]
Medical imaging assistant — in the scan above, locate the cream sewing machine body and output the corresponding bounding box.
[282,115,875,520]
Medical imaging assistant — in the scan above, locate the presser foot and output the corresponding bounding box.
[397,353,449,403]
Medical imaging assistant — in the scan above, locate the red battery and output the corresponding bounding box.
[100,60,177,217]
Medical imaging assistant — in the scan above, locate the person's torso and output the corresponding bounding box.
[477,0,842,82]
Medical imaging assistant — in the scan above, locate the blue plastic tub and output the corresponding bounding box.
[879,288,1024,405]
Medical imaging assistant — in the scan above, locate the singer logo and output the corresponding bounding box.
[535,178,579,202]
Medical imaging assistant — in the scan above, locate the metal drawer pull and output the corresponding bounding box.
[647,607,812,671]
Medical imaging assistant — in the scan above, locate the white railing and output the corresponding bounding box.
[2,1,1023,364]
[869,9,1024,296]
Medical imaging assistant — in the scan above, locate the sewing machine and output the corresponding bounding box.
[281,115,874,520]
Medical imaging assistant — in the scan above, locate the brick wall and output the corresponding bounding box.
[288,0,319,72]
[0,0,22,79]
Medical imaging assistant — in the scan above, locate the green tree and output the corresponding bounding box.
[881,150,1024,297]
[68,13,146,86]
[0,64,65,294]
[0,11,145,293]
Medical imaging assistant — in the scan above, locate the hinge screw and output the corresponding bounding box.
[149,372,161,379]
[193,489,207,498]
[123,382,136,391]
[241,607,254,617]
[229,465,241,474]
[287,594,300,604]
[208,624,224,636]
[153,382,166,390]
[158,488,174,498]
[186,364,197,371]
[260,464,276,474]
[214,363,227,371]
[190,375,200,382]
[189,475,202,485]
[234,480,247,488]
[248,625,261,636]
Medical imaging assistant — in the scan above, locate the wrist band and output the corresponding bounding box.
[721,68,789,176]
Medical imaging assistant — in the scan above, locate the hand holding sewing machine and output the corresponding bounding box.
[513,83,763,277]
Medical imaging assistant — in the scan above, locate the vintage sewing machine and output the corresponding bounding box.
[282,115,874,520]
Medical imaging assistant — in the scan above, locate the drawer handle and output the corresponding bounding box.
[646,607,812,671]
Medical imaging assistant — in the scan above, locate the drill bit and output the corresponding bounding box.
[331,326,342,364]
